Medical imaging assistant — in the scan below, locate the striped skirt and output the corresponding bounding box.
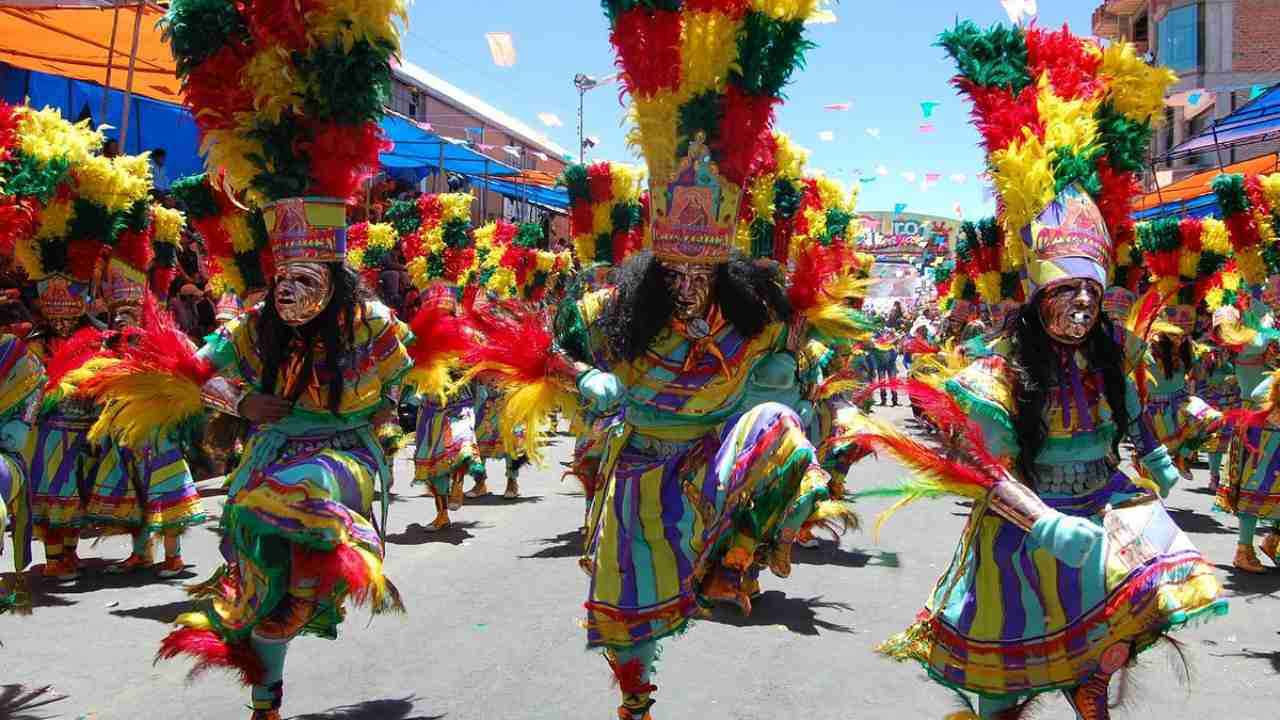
[1141,390,1220,458]
[0,450,31,571]
[413,398,479,495]
[85,438,205,534]
[1201,380,1242,455]
[185,438,396,641]
[584,402,834,649]
[882,473,1226,700]
[26,416,97,533]
[1218,424,1280,519]
[474,392,523,460]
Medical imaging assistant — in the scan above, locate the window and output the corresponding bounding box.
[1155,3,1199,72]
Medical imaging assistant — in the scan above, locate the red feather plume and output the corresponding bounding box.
[156,627,264,687]
[42,326,108,395]
[461,299,554,384]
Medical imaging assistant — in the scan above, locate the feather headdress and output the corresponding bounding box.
[604,0,820,264]
[562,160,646,267]
[388,192,476,290]
[940,22,1176,299]
[169,172,270,300]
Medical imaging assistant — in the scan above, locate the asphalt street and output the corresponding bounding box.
[5,403,1280,720]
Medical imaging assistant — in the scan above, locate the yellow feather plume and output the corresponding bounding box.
[680,11,743,96]
[90,371,205,447]
[496,378,577,465]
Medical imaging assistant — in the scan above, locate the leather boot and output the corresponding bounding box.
[426,494,451,531]
[1235,543,1267,574]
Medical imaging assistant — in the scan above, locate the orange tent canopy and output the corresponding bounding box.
[1134,154,1280,212]
[0,3,181,106]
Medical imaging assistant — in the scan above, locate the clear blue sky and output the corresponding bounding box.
[403,1,1094,219]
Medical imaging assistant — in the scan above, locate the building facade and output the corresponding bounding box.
[387,60,570,240]
[1093,0,1280,182]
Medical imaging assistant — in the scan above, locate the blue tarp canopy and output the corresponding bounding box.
[379,114,519,177]
[1132,192,1221,220]
[0,63,203,179]
[1167,83,1280,160]
[470,174,569,210]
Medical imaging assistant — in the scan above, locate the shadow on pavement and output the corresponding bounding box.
[1165,507,1233,535]
[1213,648,1280,674]
[1214,563,1280,596]
[289,695,443,720]
[462,493,543,507]
[793,544,900,569]
[386,522,481,547]
[520,530,584,560]
[708,590,854,636]
[0,684,67,720]
[29,563,187,599]
[109,599,195,624]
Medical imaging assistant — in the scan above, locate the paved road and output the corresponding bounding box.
[5,404,1279,719]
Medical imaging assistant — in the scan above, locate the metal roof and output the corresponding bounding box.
[392,59,570,161]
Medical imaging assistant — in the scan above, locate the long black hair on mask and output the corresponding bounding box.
[599,251,791,362]
[1007,302,1129,485]
[1154,334,1193,379]
[255,263,372,413]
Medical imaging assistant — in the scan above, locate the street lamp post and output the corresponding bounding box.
[574,73,600,164]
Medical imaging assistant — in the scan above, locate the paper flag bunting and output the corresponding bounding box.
[1252,84,1268,99]
[818,130,835,142]
[921,101,940,118]
[919,123,936,133]
[537,113,563,128]
[477,143,496,152]
[806,8,838,24]
[824,102,852,111]
[949,173,966,183]
[1001,0,1037,23]
[893,203,908,214]
[859,177,876,184]
[531,151,549,162]
[865,128,881,139]
[925,173,942,183]
[1188,92,1202,106]
[901,171,917,183]
[415,120,434,132]
[485,32,517,67]
[952,202,964,217]
[502,145,522,158]
[875,164,889,176]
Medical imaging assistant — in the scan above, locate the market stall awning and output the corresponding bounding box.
[470,175,569,211]
[0,4,181,105]
[1134,154,1279,212]
[379,114,519,177]
[1,63,203,178]
[1166,83,1280,161]
[1133,191,1221,221]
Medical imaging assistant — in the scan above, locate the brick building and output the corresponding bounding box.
[1093,0,1280,182]
[387,60,571,239]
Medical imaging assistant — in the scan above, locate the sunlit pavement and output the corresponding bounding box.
[5,404,1276,719]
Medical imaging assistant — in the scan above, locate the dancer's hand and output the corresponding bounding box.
[1028,512,1104,568]
[577,369,623,413]
[239,393,292,424]
[1141,446,1180,498]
